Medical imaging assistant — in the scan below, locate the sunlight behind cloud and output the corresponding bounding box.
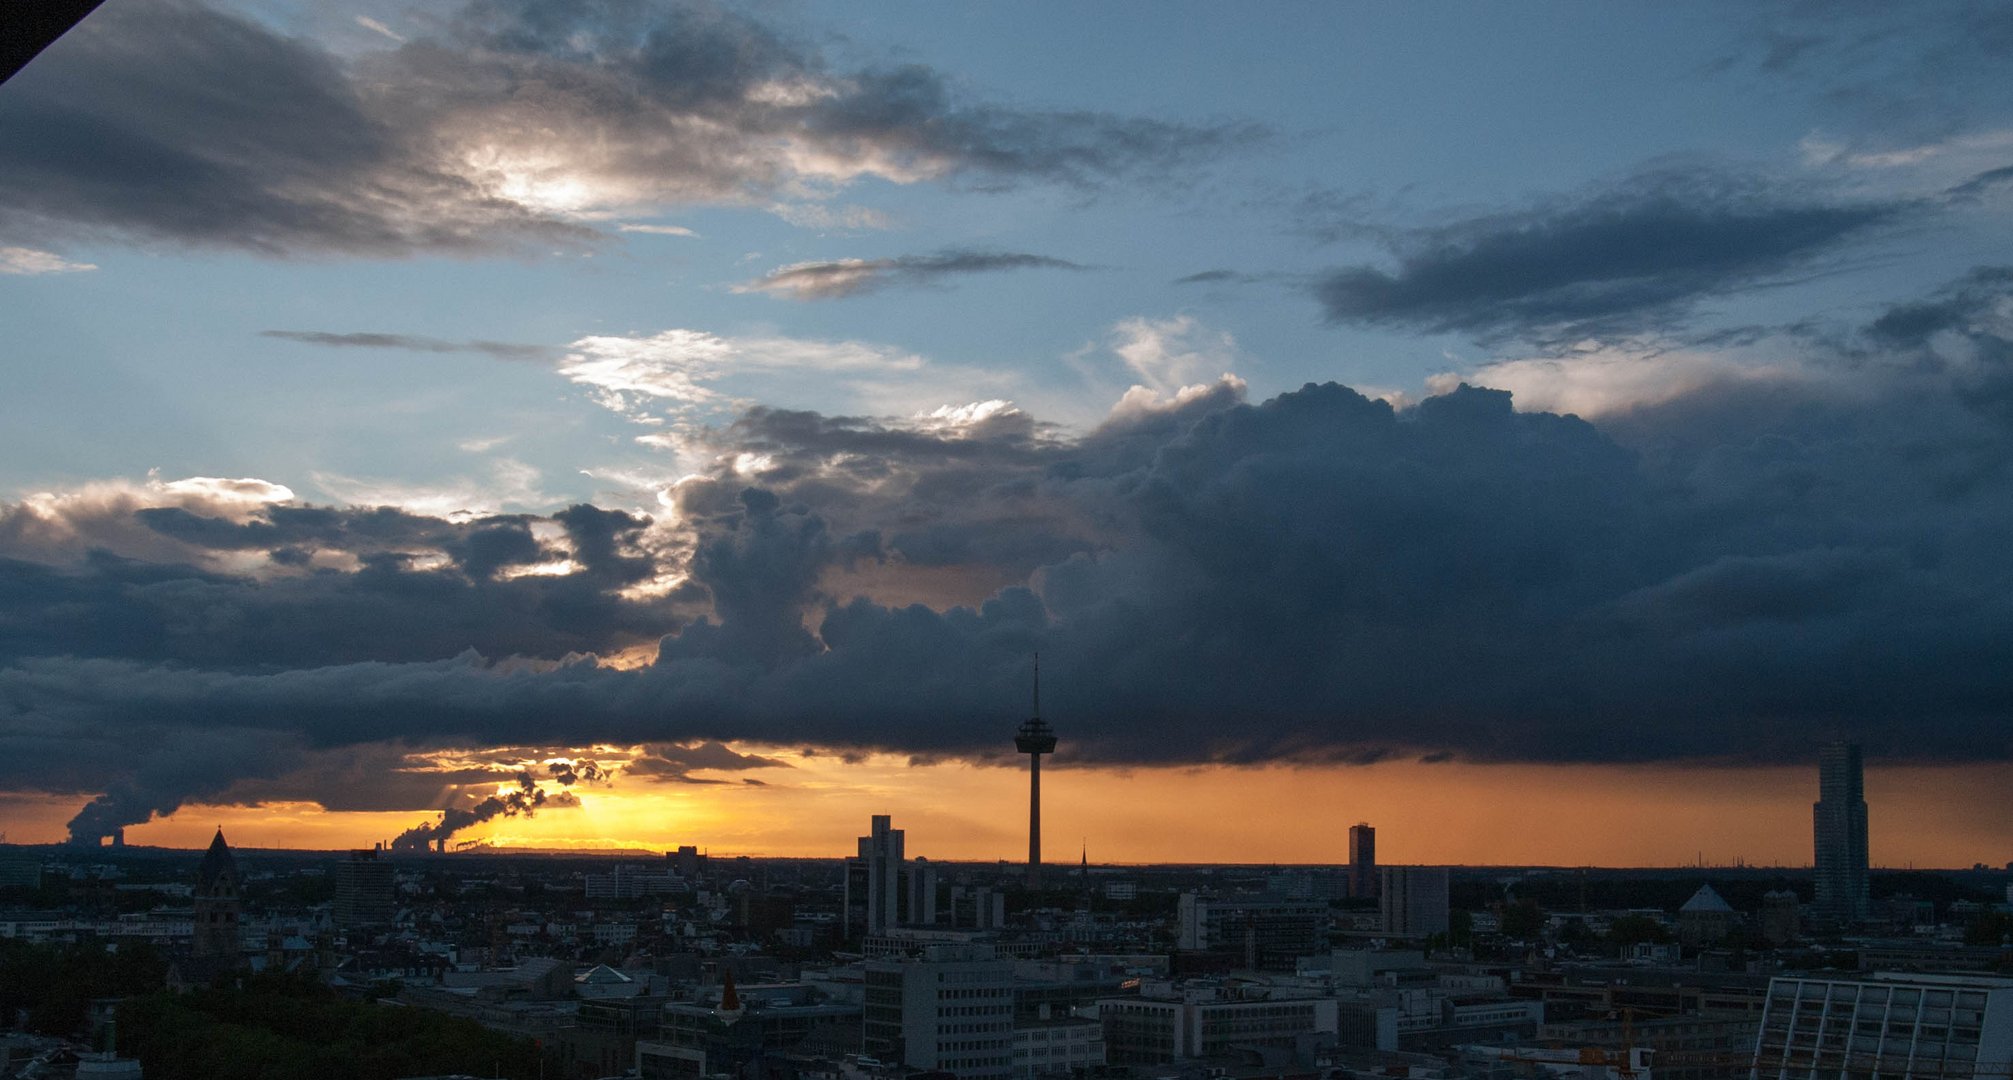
[1433,346,1804,417]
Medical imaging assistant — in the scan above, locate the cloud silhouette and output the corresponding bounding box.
[737,250,1084,300]
[1313,166,1905,342]
[8,292,2013,842]
[0,0,1256,256]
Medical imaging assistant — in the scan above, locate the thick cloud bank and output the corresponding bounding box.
[6,292,2013,839]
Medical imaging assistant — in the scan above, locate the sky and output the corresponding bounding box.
[1,0,2010,866]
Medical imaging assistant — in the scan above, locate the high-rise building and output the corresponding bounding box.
[666,844,707,881]
[192,828,242,961]
[951,885,1009,930]
[906,855,939,927]
[1349,823,1377,900]
[846,814,906,936]
[1813,741,1870,922]
[1380,866,1450,938]
[1750,972,2013,1080]
[333,848,396,929]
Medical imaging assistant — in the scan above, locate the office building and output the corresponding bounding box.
[1350,823,1378,900]
[1813,741,1871,922]
[639,981,861,1080]
[333,848,396,929]
[584,863,679,900]
[666,844,707,881]
[907,856,939,928]
[1760,890,1800,946]
[1099,980,1339,1064]
[952,885,1009,930]
[1379,866,1450,938]
[1176,893,1330,971]
[863,946,1016,1078]
[1011,1015,1105,1079]
[847,815,906,937]
[1750,972,2013,1080]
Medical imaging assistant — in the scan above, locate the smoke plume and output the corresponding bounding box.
[389,770,549,852]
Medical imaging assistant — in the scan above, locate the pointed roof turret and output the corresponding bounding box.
[198,828,238,888]
[715,968,745,1025]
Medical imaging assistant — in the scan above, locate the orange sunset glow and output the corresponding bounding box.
[11,751,2007,869]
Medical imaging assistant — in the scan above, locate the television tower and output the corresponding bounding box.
[1015,654,1057,890]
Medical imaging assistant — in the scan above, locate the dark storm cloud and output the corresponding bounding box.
[1864,265,2013,352]
[0,0,1253,256]
[738,250,1085,300]
[9,306,2013,840]
[624,740,789,784]
[260,331,555,362]
[0,500,683,669]
[1313,167,1905,342]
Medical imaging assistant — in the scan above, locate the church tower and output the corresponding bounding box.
[192,828,242,962]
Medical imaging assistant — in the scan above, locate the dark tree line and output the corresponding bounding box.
[116,973,545,1080]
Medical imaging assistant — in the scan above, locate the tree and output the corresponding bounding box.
[1500,899,1544,939]
[1606,915,1671,950]
[1965,910,2013,947]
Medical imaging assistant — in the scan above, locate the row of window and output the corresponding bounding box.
[937,1039,1010,1053]
[939,1056,1008,1072]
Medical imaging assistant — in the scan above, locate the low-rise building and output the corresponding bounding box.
[862,946,1016,1079]
[1177,894,1331,971]
[1098,979,1339,1064]
[1749,972,2013,1080]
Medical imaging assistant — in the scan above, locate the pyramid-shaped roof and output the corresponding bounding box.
[1680,883,1734,914]
[197,828,237,886]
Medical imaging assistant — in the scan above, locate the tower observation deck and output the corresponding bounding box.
[1015,655,1057,890]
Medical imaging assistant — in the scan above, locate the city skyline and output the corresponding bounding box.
[1,748,2005,870]
[2,3,2011,867]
